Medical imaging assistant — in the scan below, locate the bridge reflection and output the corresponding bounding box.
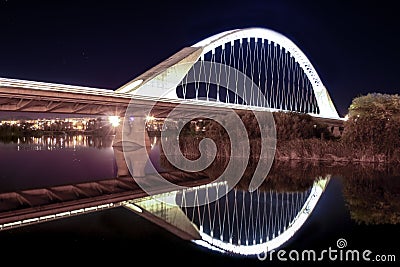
[0,134,331,256]
[0,134,207,228]
[125,174,329,255]
[116,136,332,256]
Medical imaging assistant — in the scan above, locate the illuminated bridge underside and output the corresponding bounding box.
[0,78,245,118]
[0,78,131,115]
[0,78,343,130]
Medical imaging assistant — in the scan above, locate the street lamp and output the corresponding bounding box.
[108,116,120,127]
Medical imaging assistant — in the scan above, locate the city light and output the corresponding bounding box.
[146,115,155,122]
[108,116,120,127]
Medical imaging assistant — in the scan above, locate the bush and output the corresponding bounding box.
[342,93,400,159]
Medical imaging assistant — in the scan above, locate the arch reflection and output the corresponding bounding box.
[123,173,330,256]
[186,179,328,255]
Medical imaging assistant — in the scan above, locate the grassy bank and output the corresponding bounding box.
[275,139,400,163]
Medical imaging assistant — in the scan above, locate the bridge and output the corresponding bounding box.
[0,28,345,176]
[0,27,342,118]
[1,27,341,254]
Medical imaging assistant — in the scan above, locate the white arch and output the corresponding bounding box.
[192,28,339,119]
[117,27,339,119]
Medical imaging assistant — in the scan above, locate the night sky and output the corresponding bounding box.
[1,0,399,117]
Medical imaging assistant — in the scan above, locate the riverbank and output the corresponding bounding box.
[274,138,400,163]
[171,134,400,164]
[173,105,400,164]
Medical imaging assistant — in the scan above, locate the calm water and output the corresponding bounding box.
[0,135,117,192]
[0,135,399,266]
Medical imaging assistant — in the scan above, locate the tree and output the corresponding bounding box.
[273,111,333,141]
[342,93,400,160]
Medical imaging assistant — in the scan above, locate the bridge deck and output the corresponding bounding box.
[0,77,344,127]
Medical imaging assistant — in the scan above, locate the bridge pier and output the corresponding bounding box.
[113,116,151,178]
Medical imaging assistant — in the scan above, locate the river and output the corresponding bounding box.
[0,135,398,266]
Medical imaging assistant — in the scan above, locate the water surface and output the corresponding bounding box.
[0,135,398,266]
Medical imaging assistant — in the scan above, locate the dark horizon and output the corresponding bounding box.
[1,0,399,117]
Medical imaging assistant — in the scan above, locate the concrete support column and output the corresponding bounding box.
[113,147,129,177]
[112,116,151,178]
